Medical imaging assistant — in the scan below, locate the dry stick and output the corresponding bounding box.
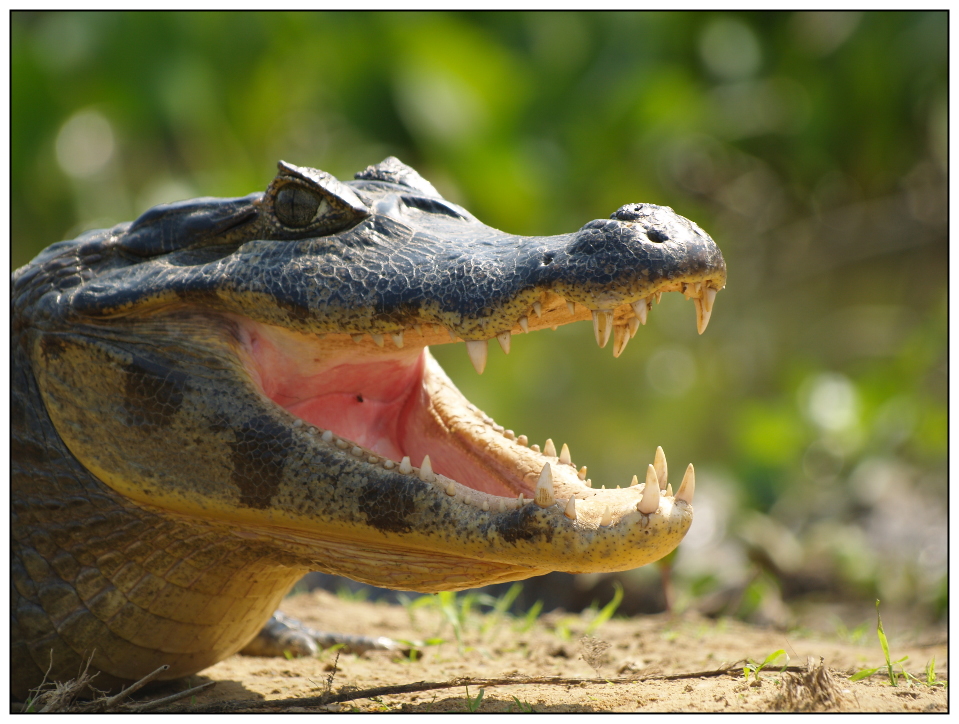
[185,665,809,713]
[125,681,218,712]
[79,664,170,712]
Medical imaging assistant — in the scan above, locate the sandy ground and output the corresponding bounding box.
[124,589,949,713]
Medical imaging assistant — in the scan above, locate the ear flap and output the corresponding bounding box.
[354,156,441,197]
[264,161,370,235]
[118,194,260,258]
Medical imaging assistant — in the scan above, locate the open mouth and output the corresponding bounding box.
[234,281,717,529]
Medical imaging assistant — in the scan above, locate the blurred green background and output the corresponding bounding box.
[12,11,946,629]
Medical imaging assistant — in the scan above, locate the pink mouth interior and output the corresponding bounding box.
[238,318,520,497]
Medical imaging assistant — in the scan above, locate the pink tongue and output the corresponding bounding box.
[250,335,425,460]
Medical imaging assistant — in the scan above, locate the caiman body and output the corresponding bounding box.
[12,157,726,698]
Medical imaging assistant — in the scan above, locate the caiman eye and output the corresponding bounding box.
[275,184,327,227]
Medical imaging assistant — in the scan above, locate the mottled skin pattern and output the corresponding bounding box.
[11,158,726,698]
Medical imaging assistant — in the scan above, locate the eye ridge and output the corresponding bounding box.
[275,184,326,227]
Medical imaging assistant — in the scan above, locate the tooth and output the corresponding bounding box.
[420,455,436,483]
[466,340,488,374]
[703,286,717,314]
[449,328,457,341]
[612,325,630,358]
[518,493,525,505]
[371,334,384,347]
[351,446,363,456]
[592,310,613,348]
[543,439,557,457]
[517,435,529,447]
[567,301,576,315]
[564,496,577,520]
[482,500,490,511]
[655,292,662,304]
[497,331,511,354]
[446,480,456,496]
[399,456,412,474]
[631,298,648,325]
[630,474,639,487]
[600,505,612,527]
[499,499,507,513]
[530,444,541,453]
[535,463,555,507]
[654,446,668,490]
[518,316,529,333]
[413,324,422,334]
[321,430,333,443]
[383,460,395,469]
[392,332,404,348]
[585,479,592,487]
[351,334,365,343]
[533,301,542,318]
[676,463,695,504]
[578,466,587,480]
[637,465,660,514]
[559,443,572,465]
[666,483,673,497]
[336,439,349,449]
[627,318,640,338]
[694,298,712,334]
[504,429,515,440]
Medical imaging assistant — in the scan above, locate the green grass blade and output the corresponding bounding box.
[585,582,624,635]
[875,600,896,686]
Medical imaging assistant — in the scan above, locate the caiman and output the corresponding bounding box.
[11,157,726,698]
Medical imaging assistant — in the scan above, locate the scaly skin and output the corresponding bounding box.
[11,157,726,697]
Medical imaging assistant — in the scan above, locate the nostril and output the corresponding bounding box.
[542,252,554,266]
[647,228,669,243]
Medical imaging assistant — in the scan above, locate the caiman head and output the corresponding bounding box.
[25,157,726,592]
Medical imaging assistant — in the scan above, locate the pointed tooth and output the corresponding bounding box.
[703,286,717,314]
[578,466,588,480]
[666,483,673,497]
[530,444,541,453]
[567,301,576,315]
[420,455,434,481]
[449,328,457,341]
[445,480,456,496]
[533,301,542,318]
[351,334,365,343]
[497,331,511,354]
[585,479,592,487]
[694,298,712,334]
[465,340,488,374]
[676,463,695,504]
[612,325,630,358]
[630,474,639,487]
[600,505,612,527]
[543,439,557,457]
[391,332,404,348]
[399,456,412,474]
[592,310,613,348]
[638,466,661,514]
[413,324,422,334]
[371,334,384,347]
[655,292,662,304]
[559,443,572,465]
[535,462,555,507]
[518,493,525,505]
[627,317,640,338]
[564,496,577,520]
[518,316,529,333]
[482,500,490,511]
[632,298,649,325]
[517,435,528,447]
[654,446,668,490]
